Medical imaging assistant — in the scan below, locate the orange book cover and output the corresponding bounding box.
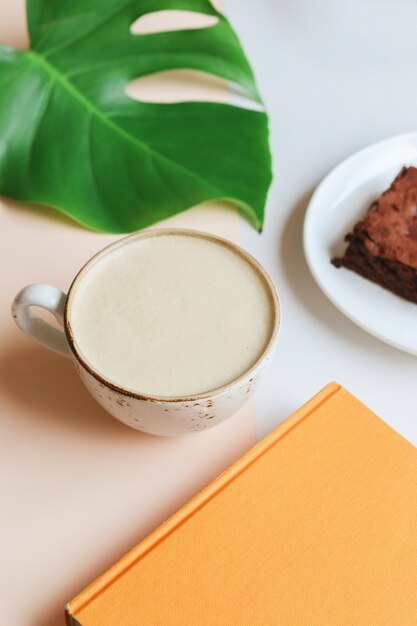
[66,383,417,625]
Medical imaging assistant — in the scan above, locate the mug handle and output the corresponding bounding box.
[12,284,70,357]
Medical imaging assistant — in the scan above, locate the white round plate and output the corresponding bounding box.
[303,132,417,355]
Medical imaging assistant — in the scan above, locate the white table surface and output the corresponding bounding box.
[226,0,417,443]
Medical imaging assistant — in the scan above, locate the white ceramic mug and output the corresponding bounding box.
[12,230,280,436]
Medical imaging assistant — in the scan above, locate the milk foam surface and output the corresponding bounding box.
[69,233,275,397]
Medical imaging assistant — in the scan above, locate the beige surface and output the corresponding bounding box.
[0,4,255,626]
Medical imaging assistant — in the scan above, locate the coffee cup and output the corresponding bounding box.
[12,229,280,436]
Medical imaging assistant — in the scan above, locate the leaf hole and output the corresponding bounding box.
[125,70,264,111]
[130,11,218,36]
[125,69,228,104]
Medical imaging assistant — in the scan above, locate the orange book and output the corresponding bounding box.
[66,383,417,625]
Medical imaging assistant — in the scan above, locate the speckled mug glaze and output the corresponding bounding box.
[12,229,280,436]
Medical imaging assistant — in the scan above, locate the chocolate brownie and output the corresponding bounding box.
[332,166,417,304]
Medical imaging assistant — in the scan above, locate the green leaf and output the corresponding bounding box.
[0,0,272,232]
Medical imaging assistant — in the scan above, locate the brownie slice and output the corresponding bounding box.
[332,166,417,304]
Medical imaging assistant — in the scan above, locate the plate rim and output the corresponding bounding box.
[303,130,417,356]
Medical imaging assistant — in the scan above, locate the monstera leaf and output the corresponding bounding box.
[0,0,271,232]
